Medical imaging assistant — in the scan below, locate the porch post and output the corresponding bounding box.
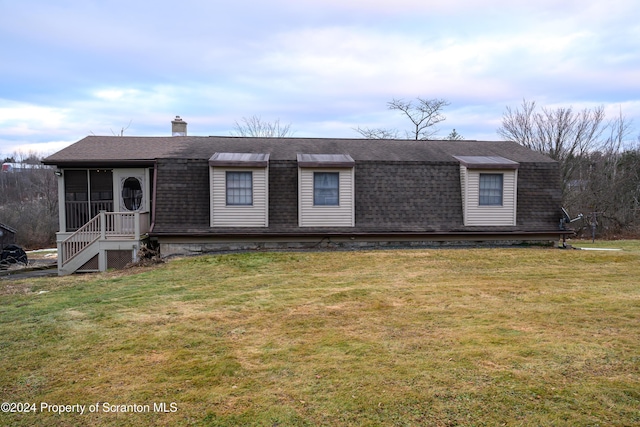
[100,211,106,239]
[134,211,140,240]
[57,172,66,233]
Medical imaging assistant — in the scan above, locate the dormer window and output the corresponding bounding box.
[454,156,519,226]
[209,153,269,227]
[297,154,355,227]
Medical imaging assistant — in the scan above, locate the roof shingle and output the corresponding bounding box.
[43,135,556,166]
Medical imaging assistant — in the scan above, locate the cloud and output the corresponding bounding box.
[1,140,74,157]
[252,23,610,106]
[0,100,72,138]
[0,0,638,155]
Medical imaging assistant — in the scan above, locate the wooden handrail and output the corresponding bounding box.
[61,211,149,266]
[61,212,102,265]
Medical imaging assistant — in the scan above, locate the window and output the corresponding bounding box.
[314,172,339,206]
[122,177,143,210]
[479,174,503,206]
[226,171,253,205]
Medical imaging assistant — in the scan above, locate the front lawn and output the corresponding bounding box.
[1,247,639,426]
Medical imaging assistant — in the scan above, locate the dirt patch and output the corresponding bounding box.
[0,281,34,295]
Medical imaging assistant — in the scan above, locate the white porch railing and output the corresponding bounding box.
[61,211,149,266]
[65,200,114,231]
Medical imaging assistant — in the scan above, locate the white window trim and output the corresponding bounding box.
[478,173,504,207]
[226,171,254,206]
[298,167,355,227]
[313,171,340,206]
[460,166,517,226]
[210,167,268,227]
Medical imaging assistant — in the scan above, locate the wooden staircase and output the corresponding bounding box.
[58,211,149,275]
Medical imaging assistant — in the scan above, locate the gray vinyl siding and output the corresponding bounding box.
[299,167,354,227]
[462,167,517,226]
[211,167,268,227]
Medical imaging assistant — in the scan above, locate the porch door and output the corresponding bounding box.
[113,169,148,213]
[113,169,148,235]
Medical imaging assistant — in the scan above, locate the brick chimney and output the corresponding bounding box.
[171,116,187,136]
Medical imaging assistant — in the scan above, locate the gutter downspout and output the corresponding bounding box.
[149,161,158,233]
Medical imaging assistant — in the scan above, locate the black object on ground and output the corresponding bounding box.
[0,244,28,269]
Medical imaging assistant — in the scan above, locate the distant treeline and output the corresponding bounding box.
[498,100,640,238]
[1,153,58,249]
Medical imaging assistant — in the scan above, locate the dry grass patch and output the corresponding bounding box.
[1,247,639,426]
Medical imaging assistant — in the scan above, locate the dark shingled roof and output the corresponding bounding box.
[43,136,556,166]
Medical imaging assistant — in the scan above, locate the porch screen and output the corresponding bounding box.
[64,169,114,230]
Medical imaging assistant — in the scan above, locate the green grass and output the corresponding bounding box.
[1,247,639,426]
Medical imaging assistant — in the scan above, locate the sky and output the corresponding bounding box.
[1,0,639,158]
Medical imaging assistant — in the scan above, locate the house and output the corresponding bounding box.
[1,163,43,172]
[0,222,19,267]
[43,117,566,275]
[0,222,17,246]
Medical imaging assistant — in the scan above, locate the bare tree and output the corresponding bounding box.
[498,99,640,237]
[606,107,635,151]
[0,150,58,248]
[353,127,400,140]
[390,97,450,140]
[445,129,464,141]
[575,111,636,232]
[111,120,132,136]
[355,97,450,140]
[231,115,293,137]
[88,120,132,136]
[570,142,638,236]
[497,99,608,195]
